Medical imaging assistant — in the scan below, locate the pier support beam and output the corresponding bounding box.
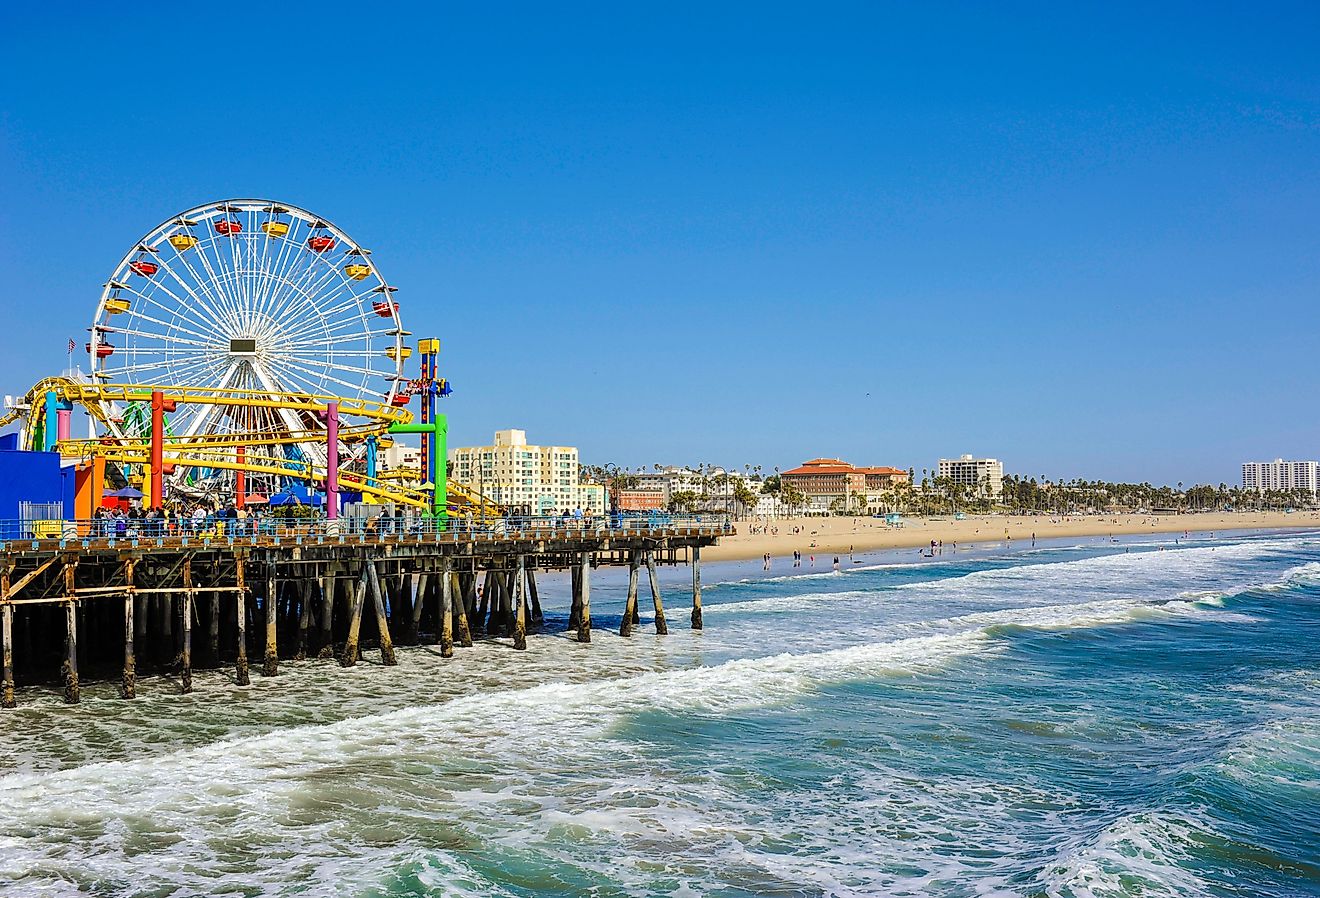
[235,558,250,686]
[439,561,454,658]
[63,599,80,704]
[526,564,543,629]
[181,558,194,694]
[295,580,311,661]
[410,573,428,644]
[691,545,703,631]
[455,569,473,647]
[122,559,136,699]
[621,552,640,638]
[208,589,220,665]
[2,600,14,709]
[577,552,592,643]
[513,555,527,650]
[62,563,79,704]
[476,571,492,637]
[365,560,398,665]
[342,568,367,667]
[569,564,582,631]
[319,569,336,659]
[264,568,279,677]
[646,552,668,635]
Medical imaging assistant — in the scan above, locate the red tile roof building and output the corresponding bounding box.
[780,458,909,509]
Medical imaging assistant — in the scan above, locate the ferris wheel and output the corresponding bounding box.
[88,199,408,493]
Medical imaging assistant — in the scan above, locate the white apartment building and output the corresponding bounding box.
[630,466,762,506]
[449,429,605,515]
[379,442,422,475]
[937,455,1004,497]
[1242,459,1319,496]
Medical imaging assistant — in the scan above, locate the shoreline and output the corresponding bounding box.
[702,511,1320,563]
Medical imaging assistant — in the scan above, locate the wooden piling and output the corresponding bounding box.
[122,558,137,699]
[646,551,668,635]
[577,552,592,643]
[691,545,703,630]
[620,552,640,638]
[318,568,336,659]
[365,560,398,665]
[295,580,311,661]
[263,568,279,677]
[411,572,428,644]
[2,567,14,708]
[62,562,79,704]
[342,568,368,667]
[475,570,492,636]
[513,555,527,650]
[235,556,250,686]
[439,562,454,658]
[455,568,474,647]
[181,558,194,694]
[526,564,543,629]
[208,589,220,665]
[568,564,582,631]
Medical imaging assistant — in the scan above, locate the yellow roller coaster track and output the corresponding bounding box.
[1,379,501,515]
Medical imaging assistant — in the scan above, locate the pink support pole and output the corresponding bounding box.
[325,401,339,520]
[56,409,71,442]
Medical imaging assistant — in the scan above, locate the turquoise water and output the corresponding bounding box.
[0,531,1317,896]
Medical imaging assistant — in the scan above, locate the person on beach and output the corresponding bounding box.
[833,556,840,572]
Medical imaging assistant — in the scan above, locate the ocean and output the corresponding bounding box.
[0,530,1317,897]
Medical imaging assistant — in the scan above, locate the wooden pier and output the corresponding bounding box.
[0,522,726,706]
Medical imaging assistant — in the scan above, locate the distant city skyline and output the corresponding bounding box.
[3,5,1319,486]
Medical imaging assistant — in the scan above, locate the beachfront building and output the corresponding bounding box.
[379,442,423,475]
[1242,459,1319,496]
[449,429,605,516]
[598,465,785,516]
[937,455,1004,498]
[780,458,910,513]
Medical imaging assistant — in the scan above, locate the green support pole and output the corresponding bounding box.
[387,415,448,524]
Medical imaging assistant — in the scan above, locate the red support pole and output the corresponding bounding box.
[235,445,246,509]
[150,391,164,510]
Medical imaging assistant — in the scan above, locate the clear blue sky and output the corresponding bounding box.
[3,3,1318,486]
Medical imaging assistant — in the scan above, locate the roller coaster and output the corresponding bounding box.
[0,199,499,520]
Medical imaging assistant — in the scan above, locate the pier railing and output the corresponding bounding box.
[0,512,732,550]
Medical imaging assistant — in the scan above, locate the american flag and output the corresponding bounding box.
[67,338,75,354]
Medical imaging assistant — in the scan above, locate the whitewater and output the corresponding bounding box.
[0,531,1317,897]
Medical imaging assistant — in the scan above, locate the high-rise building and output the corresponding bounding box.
[448,429,605,515]
[1241,459,1319,495]
[937,455,1004,497]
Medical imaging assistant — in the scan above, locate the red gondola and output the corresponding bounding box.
[214,219,242,235]
[129,260,159,277]
[86,342,115,358]
[373,300,400,317]
[307,235,336,253]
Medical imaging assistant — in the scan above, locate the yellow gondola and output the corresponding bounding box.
[105,298,131,314]
[168,233,199,251]
[261,220,290,238]
[344,263,371,280]
[385,346,413,360]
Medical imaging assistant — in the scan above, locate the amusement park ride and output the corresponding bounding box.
[0,199,496,523]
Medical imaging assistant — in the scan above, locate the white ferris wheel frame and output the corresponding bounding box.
[88,199,407,465]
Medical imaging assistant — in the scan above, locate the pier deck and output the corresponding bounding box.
[0,519,728,706]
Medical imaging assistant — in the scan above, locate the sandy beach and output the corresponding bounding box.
[704,511,1320,563]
